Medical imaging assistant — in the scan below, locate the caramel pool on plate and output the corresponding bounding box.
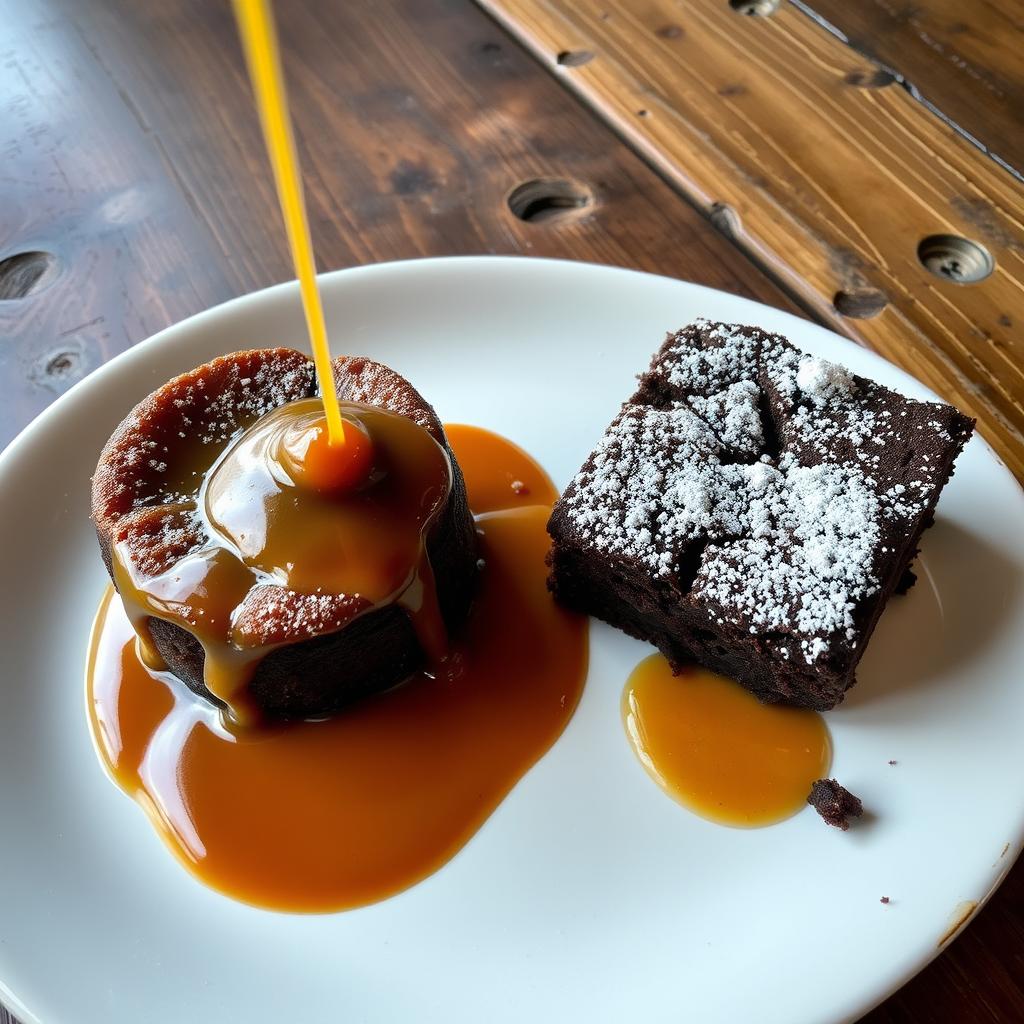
[623,654,831,827]
[88,426,586,912]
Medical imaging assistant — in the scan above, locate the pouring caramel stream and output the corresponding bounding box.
[232,0,346,446]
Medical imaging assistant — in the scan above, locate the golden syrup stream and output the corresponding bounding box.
[232,0,344,445]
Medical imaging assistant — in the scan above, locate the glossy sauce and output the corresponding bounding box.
[88,426,586,912]
[623,654,831,827]
[112,398,451,725]
[444,425,557,512]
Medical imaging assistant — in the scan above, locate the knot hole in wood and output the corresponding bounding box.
[27,339,89,393]
[728,0,780,16]
[507,178,593,224]
[0,251,60,301]
[834,289,889,319]
[844,68,898,89]
[709,202,741,239]
[556,50,594,67]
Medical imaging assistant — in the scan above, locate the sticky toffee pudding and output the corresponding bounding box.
[91,350,478,724]
[89,397,587,910]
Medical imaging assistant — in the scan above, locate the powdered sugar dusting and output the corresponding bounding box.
[693,462,881,648]
[184,358,313,446]
[797,355,853,403]
[561,320,965,664]
[566,404,739,574]
[115,504,207,578]
[335,358,439,439]
[233,586,366,647]
[687,380,763,456]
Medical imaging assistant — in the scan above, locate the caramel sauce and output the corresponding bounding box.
[443,423,559,512]
[88,427,587,912]
[623,655,831,827]
[113,399,450,724]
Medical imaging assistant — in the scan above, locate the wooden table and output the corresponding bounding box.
[1,1,1021,1020]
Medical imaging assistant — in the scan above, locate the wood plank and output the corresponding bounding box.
[0,0,797,450]
[479,0,1024,482]
[802,0,1024,178]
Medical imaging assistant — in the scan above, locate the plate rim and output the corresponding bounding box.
[1,254,1022,1024]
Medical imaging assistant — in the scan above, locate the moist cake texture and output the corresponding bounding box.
[547,320,974,710]
[92,349,478,719]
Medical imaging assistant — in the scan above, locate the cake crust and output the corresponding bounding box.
[547,321,974,710]
[92,349,477,719]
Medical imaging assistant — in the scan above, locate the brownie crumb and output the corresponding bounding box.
[546,320,974,712]
[807,778,863,830]
[880,896,890,904]
[895,565,918,594]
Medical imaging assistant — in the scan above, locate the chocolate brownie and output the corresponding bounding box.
[808,778,863,830]
[92,349,478,720]
[547,320,974,710]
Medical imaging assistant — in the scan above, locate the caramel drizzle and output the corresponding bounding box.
[112,399,452,725]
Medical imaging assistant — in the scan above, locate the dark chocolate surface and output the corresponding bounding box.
[548,321,974,710]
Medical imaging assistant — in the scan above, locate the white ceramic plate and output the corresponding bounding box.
[1,257,1023,1024]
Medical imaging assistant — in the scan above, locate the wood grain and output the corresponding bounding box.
[804,0,1024,178]
[0,0,795,450]
[480,0,1024,482]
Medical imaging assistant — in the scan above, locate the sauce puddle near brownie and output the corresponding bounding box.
[88,425,587,912]
[623,655,831,827]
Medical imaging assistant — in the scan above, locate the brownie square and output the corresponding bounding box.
[547,321,974,710]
